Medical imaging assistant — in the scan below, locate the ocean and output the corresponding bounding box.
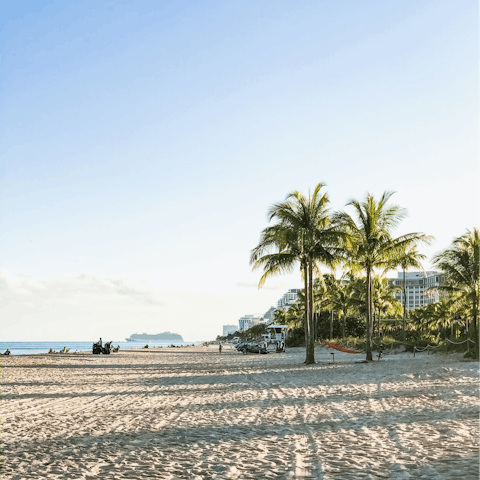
[0,340,202,356]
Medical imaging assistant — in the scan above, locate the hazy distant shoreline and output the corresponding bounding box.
[0,340,202,356]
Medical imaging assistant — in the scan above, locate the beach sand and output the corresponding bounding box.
[1,345,478,479]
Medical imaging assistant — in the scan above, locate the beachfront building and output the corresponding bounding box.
[223,324,238,336]
[238,314,263,331]
[276,289,302,310]
[263,306,276,324]
[391,271,444,310]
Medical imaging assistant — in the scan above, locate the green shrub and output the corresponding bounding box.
[286,327,305,347]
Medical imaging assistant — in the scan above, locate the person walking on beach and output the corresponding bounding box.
[219,343,222,354]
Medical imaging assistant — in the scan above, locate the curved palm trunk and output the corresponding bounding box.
[305,261,315,364]
[366,267,373,361]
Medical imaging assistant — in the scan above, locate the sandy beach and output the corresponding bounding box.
[1,345,478,479]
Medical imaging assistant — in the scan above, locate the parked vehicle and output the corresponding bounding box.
[235,342,269,355]
[92,340,113,355]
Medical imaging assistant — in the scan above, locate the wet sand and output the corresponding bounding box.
[1,345,478,479]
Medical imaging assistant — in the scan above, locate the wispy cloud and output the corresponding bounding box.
[0,268,164,307]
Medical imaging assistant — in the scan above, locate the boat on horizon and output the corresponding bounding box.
[125,332,184,342]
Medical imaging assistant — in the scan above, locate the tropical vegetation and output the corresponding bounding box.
[432,228,479,358]
[249,184,477,362]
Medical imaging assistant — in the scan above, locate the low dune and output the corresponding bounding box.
[0,345,478,479]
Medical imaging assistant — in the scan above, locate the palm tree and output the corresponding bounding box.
[286,301,305,329]
[334,191,431,361]
[312,274,336,339]
[328,276,357,339]
[250,183,343,364]
[432,228,479,358]
[273,309,287,325]
[370,275,401,337]
[396,245,429,340]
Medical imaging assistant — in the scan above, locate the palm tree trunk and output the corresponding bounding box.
[305,261,315,364]
[471,298,479,359]
[366,267,373,361]
[402,268,406,341]
[343,313,346,339]
[378,309,381,338]
[303,264,309,354]
[330,310,333,339]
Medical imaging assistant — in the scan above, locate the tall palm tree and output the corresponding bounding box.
[328,276,357,339]
[396,245,429,340]
[334,191,431,361]
[432,228,479,358]
[250,183,343,364]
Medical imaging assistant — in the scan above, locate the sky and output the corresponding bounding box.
[0,0,477,341]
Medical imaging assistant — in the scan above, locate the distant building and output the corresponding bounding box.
[277,289,302,310]
[238,314,263,331]
[222,324,238,336]
[263,306,276,324]
[390,271,444,310]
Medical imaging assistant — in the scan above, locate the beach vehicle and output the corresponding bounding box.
[235,342,268,354]
[92,340,112,355]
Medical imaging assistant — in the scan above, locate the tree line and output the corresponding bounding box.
[250,183,479,363]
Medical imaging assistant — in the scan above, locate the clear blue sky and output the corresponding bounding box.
[1,0,477,341]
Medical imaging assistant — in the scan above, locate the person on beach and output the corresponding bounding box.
[219,343,222,354]
[4,349,10,355]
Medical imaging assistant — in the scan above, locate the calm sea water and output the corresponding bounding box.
[0,340,202,356]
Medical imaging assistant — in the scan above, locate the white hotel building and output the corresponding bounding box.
[391,271,443,310]
[238,314,264,331]
[222,324,238,336]
[276,289,302,310]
